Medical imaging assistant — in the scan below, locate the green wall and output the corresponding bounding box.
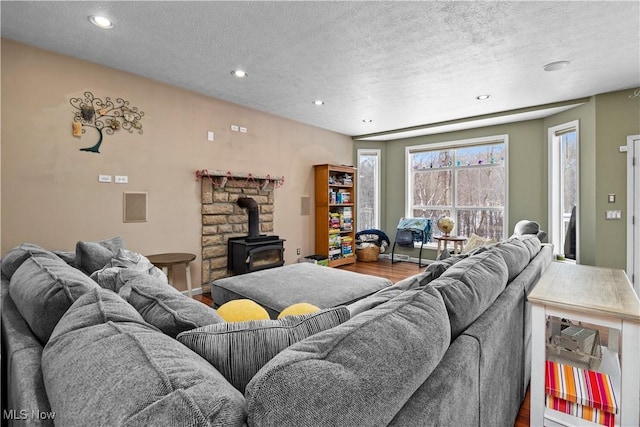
[355,88,640,269]
[595,91,640,268]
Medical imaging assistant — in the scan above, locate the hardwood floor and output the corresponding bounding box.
[194,258,530,427]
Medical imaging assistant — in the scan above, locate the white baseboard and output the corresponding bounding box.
[378,253,434,265]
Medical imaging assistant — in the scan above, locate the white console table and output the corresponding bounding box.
[528,262,640,427]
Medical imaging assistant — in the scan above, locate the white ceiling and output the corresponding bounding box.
[2,1,639,140]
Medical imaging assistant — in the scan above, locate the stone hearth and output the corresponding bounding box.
[197,170,283,286]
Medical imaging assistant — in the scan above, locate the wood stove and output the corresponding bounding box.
[228,197,285,275]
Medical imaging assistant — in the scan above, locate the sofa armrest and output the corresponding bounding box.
[2,279,53,426]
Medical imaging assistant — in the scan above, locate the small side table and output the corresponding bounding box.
[433,235,466,259]
[146,253,196,297]
[528,262,640,427]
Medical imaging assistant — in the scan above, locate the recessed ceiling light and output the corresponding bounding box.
[362,119,373,123]
[312,100,325,106]
[231,70,248,78]
[543,61,570,72]
[476,94,491,100]
[88,15,114,29]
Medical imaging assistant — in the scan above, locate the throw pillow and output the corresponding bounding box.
[177,307,350,392]
[277,302,320,319]
[512,219,547,242]
[217,299,270,322]
[118,272,224,338]
[461,233,497,254]
[9,256,99,343]
[75,237,126,275]
[90,248,166,292]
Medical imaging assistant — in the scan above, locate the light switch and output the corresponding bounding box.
[608,194,615,203]
[606,210,622,220]
[98,175,112,183]
[207,131,214,141]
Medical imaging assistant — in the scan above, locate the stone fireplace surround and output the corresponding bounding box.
[197,170,283,287]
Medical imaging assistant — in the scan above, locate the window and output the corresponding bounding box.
[406,135,508,240]
[357,149,381,231]
[548,121,579,261]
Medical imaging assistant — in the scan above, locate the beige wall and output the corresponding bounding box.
[1,39,353,291]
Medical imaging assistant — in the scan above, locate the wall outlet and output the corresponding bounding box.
[239,126,247,133]
[98,175,112,183]
[115,175,128,184]
[296,248,301,255]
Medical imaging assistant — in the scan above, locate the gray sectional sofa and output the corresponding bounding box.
[1,234,552,426]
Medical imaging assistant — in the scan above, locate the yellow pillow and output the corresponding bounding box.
[217,299,269,322]
[277,303,320,319]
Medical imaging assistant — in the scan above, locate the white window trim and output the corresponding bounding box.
[357,148,381,230]
[547,120,579,261]
[405,134,509,240]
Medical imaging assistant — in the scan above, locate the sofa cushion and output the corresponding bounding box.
[177,307,350,393]
[1,243,61,279]
[490,238,531,282]
[425,254,467,279]
[245,286,450,426]
[75,236,126,275]
[90,248,167,292]
[513,234,542,260]
[434,250,509,339]
[9,256,99,343]
[118,272,224,338]
[346,270,433,317]
[42,288,246,426]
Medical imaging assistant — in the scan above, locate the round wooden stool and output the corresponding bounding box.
[146,253,196,297]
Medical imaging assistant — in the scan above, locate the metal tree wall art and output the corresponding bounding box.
[70,91,144,153]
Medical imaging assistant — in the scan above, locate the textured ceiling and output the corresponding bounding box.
[2,1,639,139]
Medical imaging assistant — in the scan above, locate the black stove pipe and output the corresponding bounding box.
[237,197,260,238]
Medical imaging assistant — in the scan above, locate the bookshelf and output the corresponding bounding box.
[314,164,356,267]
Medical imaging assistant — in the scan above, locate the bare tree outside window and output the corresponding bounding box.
[408,140,507,239]
[561,131,577,259]
[357,150,380,231]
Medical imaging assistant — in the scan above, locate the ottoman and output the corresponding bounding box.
[211,263,392,319]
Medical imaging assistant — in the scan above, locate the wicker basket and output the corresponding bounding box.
[356,245,379,262]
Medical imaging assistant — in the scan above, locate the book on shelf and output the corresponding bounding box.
[341,236,353,257]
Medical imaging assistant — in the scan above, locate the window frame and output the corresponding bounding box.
[405,134,509,240]
[548,120,579,261]
[356,148,381,231]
